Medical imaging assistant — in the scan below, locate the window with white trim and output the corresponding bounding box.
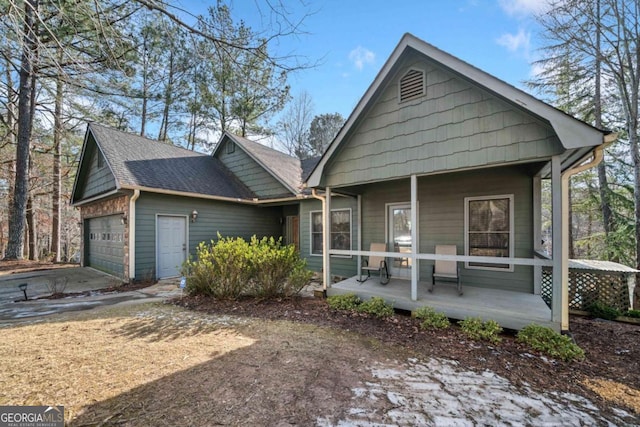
[310,209,352,255]
[464,195,513,271]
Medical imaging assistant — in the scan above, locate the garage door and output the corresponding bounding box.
[86,215,125,278]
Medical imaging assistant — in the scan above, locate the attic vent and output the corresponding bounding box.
[399,69,425,102]
[97,151,105,169]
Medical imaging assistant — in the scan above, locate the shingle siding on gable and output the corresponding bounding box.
[323,53,564,188]
[80,139,117,199]
[218,141,291,198]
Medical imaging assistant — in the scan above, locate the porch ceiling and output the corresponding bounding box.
[328,277,556,331]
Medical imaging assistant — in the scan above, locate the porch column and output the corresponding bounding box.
[411,174,418,301]
[323,187,332,290]
[551,156,564,327]
[561,171,571,330]
[357,194,362,277]
[533,175,542,295]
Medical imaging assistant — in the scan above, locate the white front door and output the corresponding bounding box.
[388,203,412,278]
[157,215,187,278]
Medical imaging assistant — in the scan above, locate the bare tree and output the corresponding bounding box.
[277,91,314,158]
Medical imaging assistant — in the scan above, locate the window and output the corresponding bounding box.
[310,209,352,256]
[464,195,514,271]
[311,211,322,255]
[97,151,105,169]
[226,141,235,154]
[399,68,425,102]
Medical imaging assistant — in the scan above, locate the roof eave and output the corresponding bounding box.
[118,184,256,205]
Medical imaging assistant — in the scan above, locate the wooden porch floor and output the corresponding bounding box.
[328,276,557,331]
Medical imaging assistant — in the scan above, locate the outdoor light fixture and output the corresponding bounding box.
[18,283,28,301]
[191,210,198,222]
[121,213,127,225]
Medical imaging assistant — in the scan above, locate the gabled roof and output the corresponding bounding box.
[307,33,608,187]
[214,132,309,195]
[72,123,255,204]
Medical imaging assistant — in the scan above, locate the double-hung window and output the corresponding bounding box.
[464,195,514,271]
[310,209,351,255]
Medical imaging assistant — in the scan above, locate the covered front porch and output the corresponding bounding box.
[328,276,555,331]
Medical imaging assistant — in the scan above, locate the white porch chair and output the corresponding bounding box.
[357,242,390,285]
[430,245,463,296]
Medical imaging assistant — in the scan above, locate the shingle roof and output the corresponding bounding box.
[88,123,255,199]
[301,157,320,182]
[224,133,307,194]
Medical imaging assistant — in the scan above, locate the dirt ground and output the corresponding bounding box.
[0,297,638,426]
[175,295,640,420]
[0,260,77,275]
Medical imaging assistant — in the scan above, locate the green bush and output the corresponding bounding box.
[586,301,621,320]
[248,236,313,298]
[181,235,312,299]
[458,317,502,344]
[517,324,585,362]
[357,297,394,318]
[181,237,253,299]
[327,293,362,311]
[624,309,640,319]
[413,306,450,329]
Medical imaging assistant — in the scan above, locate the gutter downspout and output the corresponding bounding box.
[128,189,140,282]
[312,189,329,292]
[559,134,617,330]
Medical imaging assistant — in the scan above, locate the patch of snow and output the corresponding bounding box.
[323,357,634,426]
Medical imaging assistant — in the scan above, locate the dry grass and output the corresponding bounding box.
[583,378,640,414]
[0,304,254,423]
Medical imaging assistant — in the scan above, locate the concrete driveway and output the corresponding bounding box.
[0,267,177,325]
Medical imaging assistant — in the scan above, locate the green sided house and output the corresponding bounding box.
[72,33,617,331]
[306,33,616,332]
[71,123,359,283]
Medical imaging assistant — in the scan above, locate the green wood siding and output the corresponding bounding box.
[134,192,282,279]
[324,52,564,187]
[79,140,116,199]
[359,166,533,293]
[299,198,358,279]
[217,140,291,198]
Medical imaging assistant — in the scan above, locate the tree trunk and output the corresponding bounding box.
[26,193,37,261]
[593,0,615,258]
[140,37,149,137]
[631,128,640,272]
[51,53,63,262]
[158,49,174,141]
[6,0,38,260]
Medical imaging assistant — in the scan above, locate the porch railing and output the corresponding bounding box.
[541,262,636,312]
[328,249,555,268]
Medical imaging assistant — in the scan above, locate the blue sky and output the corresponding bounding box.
[180,0,549,120]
